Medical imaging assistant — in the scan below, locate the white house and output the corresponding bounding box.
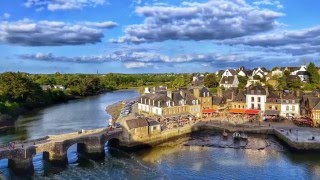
[252,67,268,78]
[220,69,239,88]
[246,86,267,112]
[280,93,300,117]
[271,68,283,77]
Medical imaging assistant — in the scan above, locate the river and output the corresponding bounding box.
[1,90,320,179]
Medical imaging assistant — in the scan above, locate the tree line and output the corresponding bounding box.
[0,72,191,121]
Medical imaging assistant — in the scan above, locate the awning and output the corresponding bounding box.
[202,109,216,113]
[245,109,260,115]
[264,110,280,115]
[229,109,246,114]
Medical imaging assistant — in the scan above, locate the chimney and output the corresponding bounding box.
[231,91,234,101]
[217,88,222,97]
[167,90,173,99]
[194,88,200,98]
[266,87,269,96]
[180,90,185,98]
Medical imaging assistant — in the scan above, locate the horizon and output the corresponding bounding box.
[1,0,320,73]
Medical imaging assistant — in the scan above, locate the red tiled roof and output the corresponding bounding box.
[230,109,246,114]
[245,109,260,115]
[202,109,216,113]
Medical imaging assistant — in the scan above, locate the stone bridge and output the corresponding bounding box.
[0,128,123,174]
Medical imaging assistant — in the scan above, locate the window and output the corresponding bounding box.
[275,106,278,110]
[258,104,261,110]
[286,105,289,111]
[234,105,236,108]
[251,97,254,101]
[292,106,295,111]
[153,126,157,131]
[286,100,289,103]
[251,104,254,109]
[258,97,261,102]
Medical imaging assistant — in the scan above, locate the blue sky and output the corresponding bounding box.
[0,0,319,74]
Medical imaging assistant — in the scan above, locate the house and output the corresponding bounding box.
[138,89,201,117]
[246,86,267,112]
[212,96,226,111]
[144,86,167,94]
[40,85,51,91]
[280,65,309,82]
[147,119,161,135]
[53,85,65,91]
[301,93,320,127]
[271,67,283,77]
[192,74,205,86]
[280,92,300,118]
[265,91,281,117]
[220,69,239,88]
[230,91,247,112]
[122,118,161,140]
[189,86,213,116]
[252,67,268,78]
[123,118,149,140]
[238,69,253,77]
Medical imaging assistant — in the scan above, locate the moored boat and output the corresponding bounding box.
[232,132,241,140]
[223,129,228,137]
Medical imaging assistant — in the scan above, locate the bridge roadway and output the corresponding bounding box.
[0,128,123,173]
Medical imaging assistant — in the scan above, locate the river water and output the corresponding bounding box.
[1,90,320,179]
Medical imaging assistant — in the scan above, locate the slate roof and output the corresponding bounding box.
[126,118,149,129]
[281,67,300,72]
[147,120,160,126]
[267,91,280,99]
[227,69,238,76]
[223,88,238,100]
[233,91,246,102]
[212,96,224,105]
[220,76,235,85]
[282,92,299,100]
[296,71,309,75]
[247,85,266,95]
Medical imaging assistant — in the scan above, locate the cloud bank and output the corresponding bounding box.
[24,0,106,11]
[0,19,117,46]
[113,0,284,43]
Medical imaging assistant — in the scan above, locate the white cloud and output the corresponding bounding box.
[0,19,117,46]
[253,0,283,9]
[124,62,151,68]
[24,0,107,11]
[113,0,284,43]
[0,13,11,20]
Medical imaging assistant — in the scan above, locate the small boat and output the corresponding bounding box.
[241,132,248,140]
[222,129,228,137]
[232,132,241,140]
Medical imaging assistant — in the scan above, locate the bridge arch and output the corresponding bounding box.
[106,138,120,148]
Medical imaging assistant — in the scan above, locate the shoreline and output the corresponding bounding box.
[0,89,123,132]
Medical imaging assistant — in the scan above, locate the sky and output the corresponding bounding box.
[0,0,319,74]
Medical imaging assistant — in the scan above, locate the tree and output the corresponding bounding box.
[287,77,302,90]
[283,70,290,77]
[204,73,219,88]
[0,72,44,105]
[238,76,248,90]
[307,62,320,84]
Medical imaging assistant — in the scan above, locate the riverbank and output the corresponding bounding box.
[0,89,118,131]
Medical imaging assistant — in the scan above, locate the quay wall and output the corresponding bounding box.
[274,129,320,151]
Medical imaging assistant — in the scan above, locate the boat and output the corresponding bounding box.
[232,132,241,140]
[222,129,228,138]
[241,132,248,140]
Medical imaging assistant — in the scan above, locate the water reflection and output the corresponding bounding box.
[0,90,139,144]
